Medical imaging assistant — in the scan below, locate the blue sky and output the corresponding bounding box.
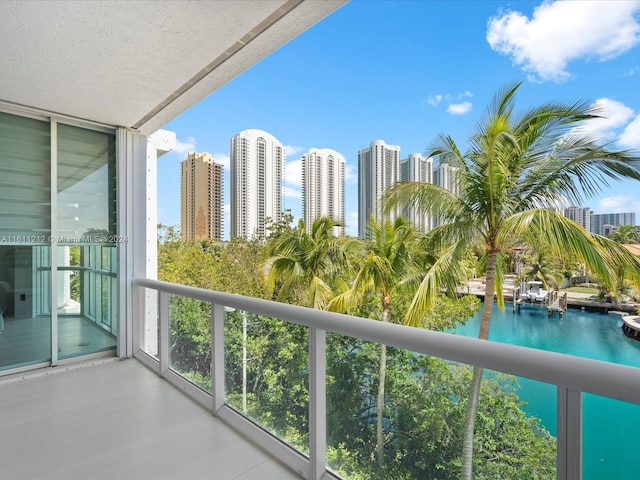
[160,0,640,239]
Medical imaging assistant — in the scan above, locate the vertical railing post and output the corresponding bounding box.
[158,291,169,376]
[309,327,327,480]
[211,303,225,414]
[557,386,582,480]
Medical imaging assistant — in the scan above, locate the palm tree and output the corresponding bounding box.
[383,82,640,479]
[519,249,564,291]
[327,215,416,467]
[608,224,640,244]
[263,216,348,309]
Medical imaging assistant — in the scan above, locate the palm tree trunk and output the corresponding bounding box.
[461,252,497,479]
[377,303,390,467]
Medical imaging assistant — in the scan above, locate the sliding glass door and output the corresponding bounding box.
[0,110,118,372]
[0,112,51,369]
[57,123,117,359]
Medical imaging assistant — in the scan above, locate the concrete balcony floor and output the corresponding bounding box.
[0,359,300,480]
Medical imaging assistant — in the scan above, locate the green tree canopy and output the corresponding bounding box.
[608,224,640,244]
[263,216,349,309]
[383,82,640,479]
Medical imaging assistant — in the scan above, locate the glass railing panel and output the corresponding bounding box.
[582,393,640,480]
[326,333,557,479]
[168,293,212,392]
[224,309,309,455]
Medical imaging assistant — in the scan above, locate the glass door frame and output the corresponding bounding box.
[0,102,122,373]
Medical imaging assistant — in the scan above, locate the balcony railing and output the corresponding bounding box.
[133,278,640,480]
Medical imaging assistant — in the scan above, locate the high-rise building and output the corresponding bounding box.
[230,129,284,240]
[180,152,223,241]
[400,153,433,232]
[358,140,400,238]
[301,148,345,236]
[563,206,592,231]
[432,159,459,227]
[590,212,636,236]
[433,160,459,195]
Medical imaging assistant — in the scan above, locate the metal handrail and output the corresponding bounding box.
[134,277,640,479]
[134,277,640,404]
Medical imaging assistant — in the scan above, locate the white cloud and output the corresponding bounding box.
[285,159,302,187]
[572,98,635,142]
[283,186,302,199]
[284,145,305,157]
[212,152,230,170]
[597,195,640,213]
[345,164,357,184]
[625,66,640,76]
[425,91,473,108]
[487,0,640,82]
[619,113,640,148]
[447,102,473,115]
[174,136,196,155]
[427,94,443,106]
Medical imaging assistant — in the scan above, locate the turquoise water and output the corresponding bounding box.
[454,304,640,479]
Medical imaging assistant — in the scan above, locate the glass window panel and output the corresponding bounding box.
[0,111,50,238]
[0,112,52,370]
[0,246,52,370]
[57,124,117,359]
[57,123,115,239]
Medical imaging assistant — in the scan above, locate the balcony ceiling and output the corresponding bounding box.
[0,0,345,135]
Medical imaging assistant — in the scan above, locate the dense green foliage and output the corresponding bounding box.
[384,83,640,478]
[327,341,555,479]
[607,224,640,244]
[157,220,558,479]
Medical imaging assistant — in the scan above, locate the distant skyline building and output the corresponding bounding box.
[433,159,459,227]
[358,140,401,238]
[433,160,459,195]
[301,148,346,236]
[564,206,592,231]
[590,212,636,236]
[400,153,433,232]
[230,129,284,240]
[180,152,223,241]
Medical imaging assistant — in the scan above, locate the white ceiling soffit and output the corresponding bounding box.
[0,0,346,135]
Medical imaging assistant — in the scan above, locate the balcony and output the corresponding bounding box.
[0,358,298,480]
[2,278,640,479]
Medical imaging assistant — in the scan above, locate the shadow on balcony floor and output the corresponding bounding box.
[0,358,300,479]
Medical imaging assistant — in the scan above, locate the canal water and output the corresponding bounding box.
[454,304,640,480]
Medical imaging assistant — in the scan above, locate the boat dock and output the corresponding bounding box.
[462,278,639,316]
[516,290,568,316]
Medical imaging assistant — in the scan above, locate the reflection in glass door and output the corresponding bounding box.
[57,124,117,360]
[0,110,119,372]
[0,112,52,371]
[0,246,52,369]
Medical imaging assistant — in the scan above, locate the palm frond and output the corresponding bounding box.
[404,239,470,328]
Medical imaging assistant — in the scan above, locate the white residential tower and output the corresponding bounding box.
[301,148,346,236]
[358,140,400,238]
[230,129,285,240]
[400,153,434,232]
